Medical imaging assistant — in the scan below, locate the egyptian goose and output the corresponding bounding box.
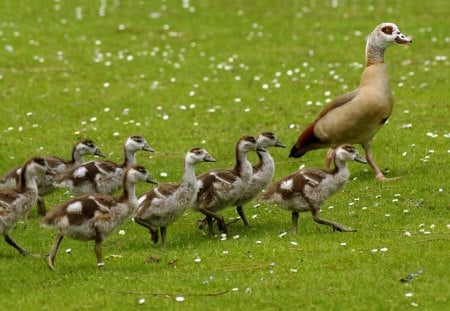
[289,23,412,180]
[42,165,157,270]
[194,135,262,236]
[233,132,285,227]
[134,148,215,246]
[0,139,104,215]
[54,135,154,195]
[261,144,366,233]
[1,157,54,255]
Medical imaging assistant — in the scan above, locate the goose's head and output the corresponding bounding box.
[256,132,286,149]
[125,135,155,153]
[76,139,105,157]
[125,164,158,184]
[369,23,412,48]
[237,135,264,154]
[27,157,57,176]
[186,148,216,164]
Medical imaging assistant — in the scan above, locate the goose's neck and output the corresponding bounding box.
[259,150,273,166]
[19,166,39,193]
[123,148,136,167]
[234,150,251,176]
[254,150,274,172]
[332,157,350,178]
[72,149,85,165]
[181,161,197,188]
[365,40,386,67]
[120,179,137,205]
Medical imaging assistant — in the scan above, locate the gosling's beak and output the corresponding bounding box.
[143,144,155,153]
[276,140,286,148]
[204,154,216,162]
[46,168,58,176]
[256,146,266,152]
[354,154,368,164]
[95,149,106,157]
[146,176,158,184]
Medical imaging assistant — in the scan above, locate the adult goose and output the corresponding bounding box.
[289,23,411,180]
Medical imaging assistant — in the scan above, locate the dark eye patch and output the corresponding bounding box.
[36,158,46,165]
[381,26,393,35]
[132,136,144,143]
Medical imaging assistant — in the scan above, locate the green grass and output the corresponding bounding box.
[1,0,449,310]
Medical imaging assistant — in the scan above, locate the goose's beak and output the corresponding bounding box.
[395,34,412,45]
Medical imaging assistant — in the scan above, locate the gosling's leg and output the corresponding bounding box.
[311,209,355,232]
[4,234,28,256]
[160,227,167,247]
[199,208,227,236]
[236,205,252,227]
[134,217,159,244]
[291,211,299,235]
[36,197,47,216]
[94,238,104,268]
[46,234,64,270]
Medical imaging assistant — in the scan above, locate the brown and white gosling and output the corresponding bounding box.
[134,148,215,246]
[42,164,157,270]
[261,144,366,234]
[0,139,104,215]
[289,23,411,180]
[1,157,54,256]
[233,132,285,227]
[54,135,154,195]
[194,136,262,236]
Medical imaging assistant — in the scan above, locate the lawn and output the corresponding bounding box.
[0,0,449,310]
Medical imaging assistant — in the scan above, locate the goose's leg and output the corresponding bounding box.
[311,208,355,232]
[46,234,64,270]
[324,148,335,170]
[362,142,386,180]
[291,211,299,235]
[236,205,251,227]
[4,234,28,256]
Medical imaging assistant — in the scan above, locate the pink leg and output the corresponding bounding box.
[324,148,335,170]
[363,142,385,180]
